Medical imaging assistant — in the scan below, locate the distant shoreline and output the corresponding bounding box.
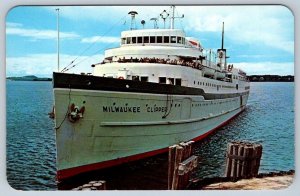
[248,75,294,82]
[6,75,52,81]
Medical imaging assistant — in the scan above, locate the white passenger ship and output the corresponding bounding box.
[52,6,250,181]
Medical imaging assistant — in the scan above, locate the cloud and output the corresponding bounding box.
[6,25,80,40]
[46,6,293,54]
[6,22,23,28]
[6,53,104,77]
[233,62,294,75]
[81,36,120,44]
[179,6,294,54]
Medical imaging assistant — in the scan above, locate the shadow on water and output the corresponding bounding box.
[58,153,169,190]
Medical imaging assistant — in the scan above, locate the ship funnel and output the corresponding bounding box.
[128,11,138,30]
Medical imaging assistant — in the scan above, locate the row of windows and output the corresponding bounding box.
[232,75,246,81]
[159,77,182,86]
[193,80,237,90]
[121,36,186,45]
[191,99,236,107]
[132,76,182,86]
[132,76,148,82]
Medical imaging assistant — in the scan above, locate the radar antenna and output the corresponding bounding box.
[150,18,158,29]
[128,11,138,30]
[160,10,169,29]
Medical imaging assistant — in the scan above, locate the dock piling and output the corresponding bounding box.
[168,141,198,190]
[225,141,263,179]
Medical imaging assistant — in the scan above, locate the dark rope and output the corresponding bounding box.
[55,85,71,130]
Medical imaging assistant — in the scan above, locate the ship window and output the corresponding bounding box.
[177,37,182,44]
[144,36,149,43]
[132,75,140,81]
[168,78,175,85]
[164,36,169,43]
[127,37,131,44]
[121,38,126,45]
[132,37,137,44]
[182,37,185,44]
[157,36,162,43]
[150,36,156,43]
[140,76,148,82]
[171,36,176,43]
[175,78,181,86]
[159,77,166,84]
[138,36,143,44]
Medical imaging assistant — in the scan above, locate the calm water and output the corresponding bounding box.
[6,81,294,190]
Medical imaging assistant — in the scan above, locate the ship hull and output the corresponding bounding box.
[53,72,249,181]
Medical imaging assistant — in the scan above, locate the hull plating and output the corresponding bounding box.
[54,87,248,180]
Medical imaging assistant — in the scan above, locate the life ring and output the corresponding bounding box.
[118,76,124,80]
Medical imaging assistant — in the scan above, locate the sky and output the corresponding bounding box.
[6,5,294,77]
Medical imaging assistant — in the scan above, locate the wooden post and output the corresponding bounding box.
[253,144,263,176]
[230,142,239,179]
[225,142,234,177]
[168,141,197,190]
[178,141,194,189]
[171,146,184,190]
[185,141,194,186]
[236,143,244,178]
[168,145,178,189]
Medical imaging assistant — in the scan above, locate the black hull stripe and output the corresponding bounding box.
[53,72,249,100]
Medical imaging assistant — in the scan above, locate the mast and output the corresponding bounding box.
[170,5,175,29]
[169,5,184,29]
[221,22,224,50]
[56,8,60,72]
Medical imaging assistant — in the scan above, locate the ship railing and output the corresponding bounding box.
[97,57,230,75]
[116,57,205,70]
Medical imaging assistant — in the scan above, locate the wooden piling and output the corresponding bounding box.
[168,140,198,190]
[225,143,234,177]
[253,144,263,175]
[230,142,239,179]
[236,144,244,178]
[168,145,178,189]
[171,146,184,190]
